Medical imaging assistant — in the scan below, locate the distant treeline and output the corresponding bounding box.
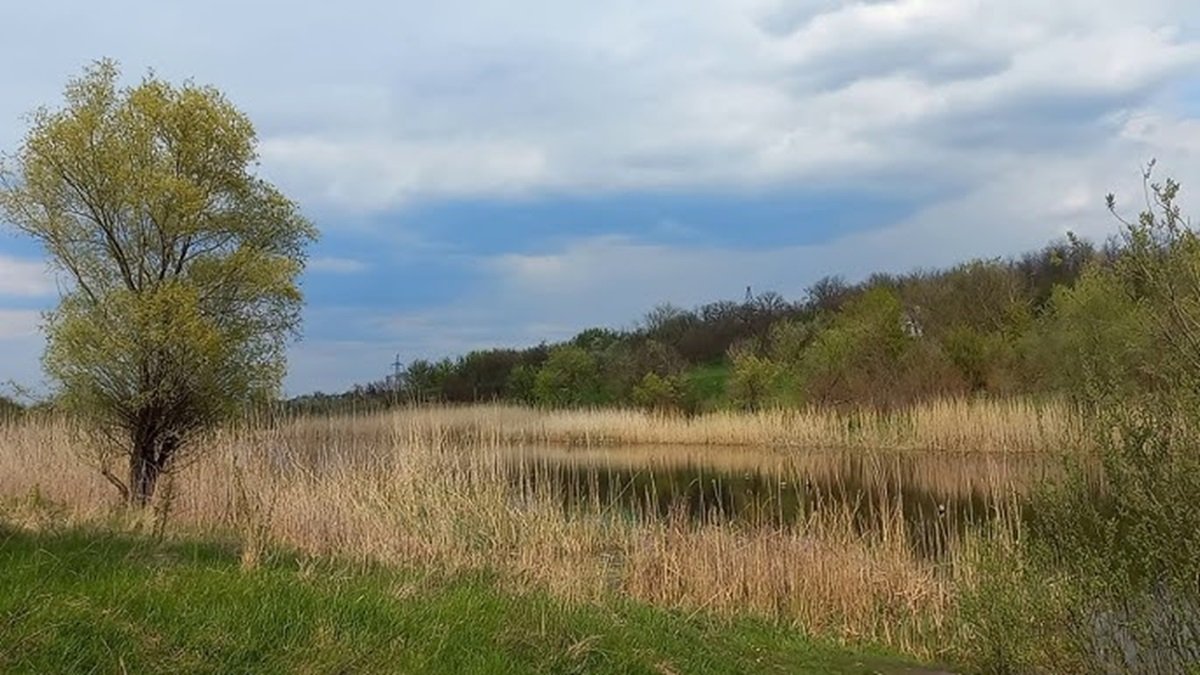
[289,232,1118,415]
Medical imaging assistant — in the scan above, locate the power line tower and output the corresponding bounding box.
[390,354,403,403]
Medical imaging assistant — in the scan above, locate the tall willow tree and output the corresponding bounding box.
[0,60,317,506]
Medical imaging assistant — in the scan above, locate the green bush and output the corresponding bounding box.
[959,170,1200,673]
[1034,266,1154,404]
[631,372,680,411]
[954,538,1083,674]
[727,342,778,411]
[532,346,605,407]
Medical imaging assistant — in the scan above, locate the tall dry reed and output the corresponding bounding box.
[381,397,1079,452]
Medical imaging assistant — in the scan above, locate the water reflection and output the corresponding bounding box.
[503,446,1056,557]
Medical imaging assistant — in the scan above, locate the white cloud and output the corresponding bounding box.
[5,1,1186,211]
[260,137,551,212]
[2,0,1199,394]
[0,310,41,340]
[0,255,53,297]
[237,0,1200,210]
[0,310,45,392]
[1120,112,1200,153]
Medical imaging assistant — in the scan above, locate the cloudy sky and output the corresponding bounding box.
[1,0,1198,395]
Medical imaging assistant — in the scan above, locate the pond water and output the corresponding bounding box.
[502,446,1061,557]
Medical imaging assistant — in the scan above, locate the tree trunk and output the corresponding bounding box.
[128,445,161,508]
[128,429,163,504]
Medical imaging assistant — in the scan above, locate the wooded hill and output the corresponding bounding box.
[291,232,1112,413]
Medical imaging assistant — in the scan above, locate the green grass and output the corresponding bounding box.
[0,526,937,674]
[682,362,731,411]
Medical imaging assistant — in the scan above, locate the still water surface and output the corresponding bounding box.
[502,446,1058,556]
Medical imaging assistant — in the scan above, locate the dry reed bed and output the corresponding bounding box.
[0,406,1038,658]
[372,398,1079,453]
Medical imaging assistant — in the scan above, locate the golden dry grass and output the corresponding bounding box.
[0,401,1045,659]
[381,397,1079,452]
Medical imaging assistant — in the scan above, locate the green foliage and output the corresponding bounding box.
[799,288,916,407]
[905,260,1029,338]
[533,346,604,407]
[505,364,538,404]
[441,350,526,402]
[766,319,816,368]
[596,338,685,404]
[0,61,315,503]
[400,359,442,402]
[1034,265,1153,402]
[994,407,1200,672]
[677,363,730,413]
[959,169,1200,673]
[941,326,1012,392]
[727,343,778,411]
[899,260,1034,397]
[0,527,918,674]
[631,372,679,411]
[1030,173,1200,671]
[1017,233,1099,311]
[1114,172,1200,405]
[953,539,1083,673]
[761,319,817,404]
[570,327,623,352]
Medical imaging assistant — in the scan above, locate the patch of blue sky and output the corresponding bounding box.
[388,188,925,255]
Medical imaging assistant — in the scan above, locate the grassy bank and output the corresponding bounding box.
[0,526,936,674]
